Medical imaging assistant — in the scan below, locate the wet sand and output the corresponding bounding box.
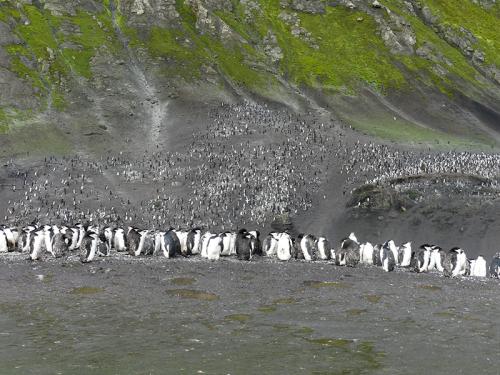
[1,254,499,374]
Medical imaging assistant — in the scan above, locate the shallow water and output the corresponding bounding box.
[0,255,499,374]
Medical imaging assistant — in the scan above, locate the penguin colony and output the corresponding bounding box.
[1,223,499,279]
[1,102,498,234]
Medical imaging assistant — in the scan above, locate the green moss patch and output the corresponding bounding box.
[421,0,500,67]
[166,289,219,301]
[70,286,104,295]
[365,295,382,303]
[257,305,277,313]
[419,285,442,291]
[224,313,252,323]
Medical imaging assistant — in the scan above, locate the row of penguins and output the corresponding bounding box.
[1,224,499,279]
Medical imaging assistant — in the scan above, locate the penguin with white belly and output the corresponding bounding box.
[489,253,500,278]
[381,241,396,272]
[80,232,99,263]
[262,232,279,257]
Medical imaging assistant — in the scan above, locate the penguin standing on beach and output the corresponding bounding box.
[470,256,487,277]
[174,230,189,257]
[163,230,181,258]
[80,232,99,263]
[0,229,7,253]
[200,231,213,258]
[336,233,360,267]
[372,244,382,266]
[113,228,127,252]
[489,253,500,278]
[413,245,432,273]
[277,232,293,261]
[448,247,468,277]
[297,234,317,261]
[187,228,202,255]
[381,241,396,272]
[248,230,262,256]
[126,227,141,256]
[262,232,279,257]
[316,237,331,260]
[2,227,19,251]
[398,242,412,267]
[51,232,70,258]
[103,227,114,254]
[207,234,223,261]
[153,231,166,256]
[359,242,374,265]
[236,229,253,261]
[29,230,46,261]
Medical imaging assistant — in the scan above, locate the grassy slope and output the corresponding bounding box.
[422,0,500,66]
[0,0,499,146]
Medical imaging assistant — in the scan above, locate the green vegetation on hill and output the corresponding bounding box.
[0,0,499,148]
[1,3,118,111]
[260,2,406,90]
[422,0,500,66]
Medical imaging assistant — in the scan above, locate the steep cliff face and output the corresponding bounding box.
[0,0,499,155]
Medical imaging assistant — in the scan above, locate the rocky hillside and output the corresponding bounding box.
[0,0,500,155]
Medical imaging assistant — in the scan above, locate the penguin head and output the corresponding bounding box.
[348,232,358,243]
